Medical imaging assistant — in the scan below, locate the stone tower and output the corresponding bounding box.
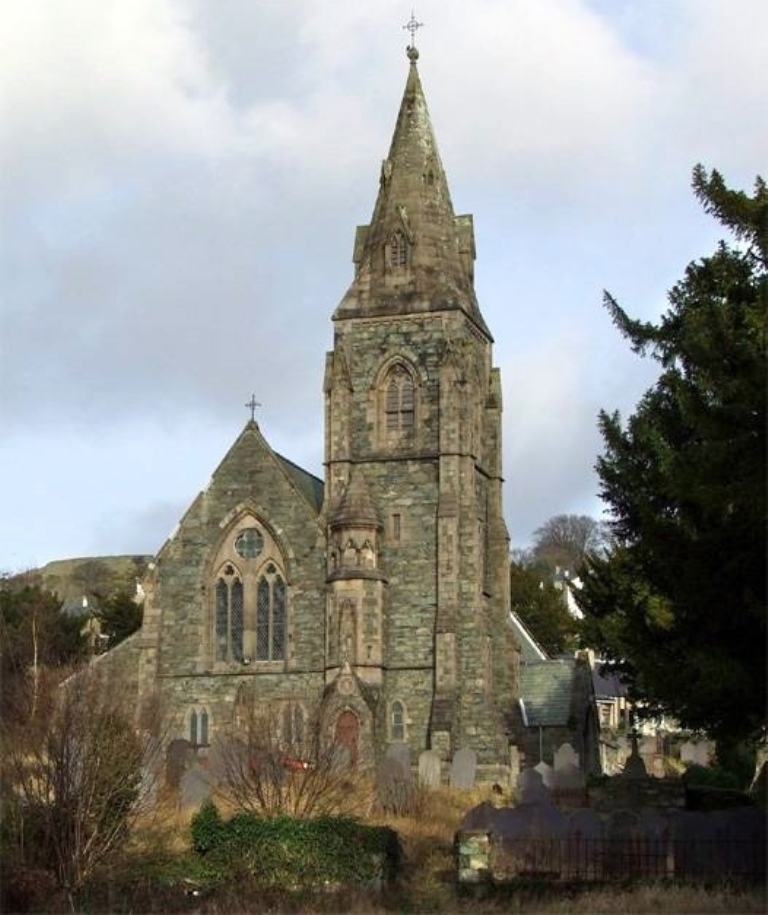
[323,46,516,763]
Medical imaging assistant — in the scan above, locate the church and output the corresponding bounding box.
[104,43,527,773]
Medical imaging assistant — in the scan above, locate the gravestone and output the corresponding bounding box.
[450,748,477,789]
[553,742,579,771]
[680,739,712,767]
[534,760,554,787]
[180,761,211,808]
[418,749,442,789]
[165,738,192,789]
[517,767,552,805]
[376,757,410,814]
[386,742,411,777]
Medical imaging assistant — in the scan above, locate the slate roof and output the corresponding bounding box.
[509,612,548,662]
[591,662,628,700]
[275,452,324,514]
[519,659,576,727]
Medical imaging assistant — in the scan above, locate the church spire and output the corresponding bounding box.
[335,46,490,336]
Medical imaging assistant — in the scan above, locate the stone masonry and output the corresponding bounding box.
[101,46,519,772]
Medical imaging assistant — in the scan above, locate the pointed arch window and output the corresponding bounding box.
[256,563,286,661]
[385,364,415,433]
[390,700,406,741]
[190,707,210,747]
[210,521,290,669]
[215,565,244,662]
[390,230,409,268]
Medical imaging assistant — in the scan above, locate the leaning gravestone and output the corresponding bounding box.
[418,749,442,789]
[450,748,477,789]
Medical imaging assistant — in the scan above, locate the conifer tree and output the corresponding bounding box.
[577,167,766,748]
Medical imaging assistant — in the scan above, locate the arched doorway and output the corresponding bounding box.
[334,710,359,767]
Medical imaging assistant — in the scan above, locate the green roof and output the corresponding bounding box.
[519,660,576,727]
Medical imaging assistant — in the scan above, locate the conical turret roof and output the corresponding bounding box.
[335,48,490,337]
[329,467,380,529]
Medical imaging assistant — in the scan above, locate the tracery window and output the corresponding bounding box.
[211,520,289,668]
[256,563,286,661]
[390,230,408,267]
[384,364,415,434]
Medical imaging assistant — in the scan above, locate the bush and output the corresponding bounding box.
[190,802,401,889]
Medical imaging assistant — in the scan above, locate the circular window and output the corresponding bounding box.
[235,527,264,559]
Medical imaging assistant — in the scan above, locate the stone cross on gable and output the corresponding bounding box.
[245,394,261,422]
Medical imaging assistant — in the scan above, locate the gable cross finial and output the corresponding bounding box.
[403,10,424,51]
[245,394,261,422]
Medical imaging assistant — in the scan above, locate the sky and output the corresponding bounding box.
[1,0,766,574]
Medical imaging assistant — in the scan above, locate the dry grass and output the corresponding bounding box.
[116,783,765,915]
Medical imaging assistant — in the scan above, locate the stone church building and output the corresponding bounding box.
[104,46,528,773]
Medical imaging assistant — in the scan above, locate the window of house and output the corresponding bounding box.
[390,230,408,267]
[390,700,406,741]
[384,365,415,434]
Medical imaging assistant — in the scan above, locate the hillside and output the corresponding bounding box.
[5,555,152,606]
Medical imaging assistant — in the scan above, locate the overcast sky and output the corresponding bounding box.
[1,0,766,573]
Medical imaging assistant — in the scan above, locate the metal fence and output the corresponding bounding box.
[458,832,766,883]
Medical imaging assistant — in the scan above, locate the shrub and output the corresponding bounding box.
[190,803,401,889]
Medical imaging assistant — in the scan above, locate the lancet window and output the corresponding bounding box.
[384,364,415,434]
[190,707,210,747]
[256,563,287,661]
[390,700,406,741]
[215,566,244,662]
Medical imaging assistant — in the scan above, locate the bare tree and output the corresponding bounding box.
[531,514,609,573]
[2,664,162,908]
[213,701,372,819]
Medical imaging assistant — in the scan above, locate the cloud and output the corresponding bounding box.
[1,0,766,568]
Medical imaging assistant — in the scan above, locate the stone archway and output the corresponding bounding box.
[334,710,359,767]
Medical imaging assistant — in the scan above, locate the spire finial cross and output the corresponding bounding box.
[245,394,261,422]
[403,10,424,48]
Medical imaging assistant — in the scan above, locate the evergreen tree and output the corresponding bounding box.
[94,590,143,648]
[577,167,766,748]
[510,558,580,657]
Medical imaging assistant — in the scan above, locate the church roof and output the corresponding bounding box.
[519,660,577,727]
[335,48,490,337]
[275,452,324,514]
